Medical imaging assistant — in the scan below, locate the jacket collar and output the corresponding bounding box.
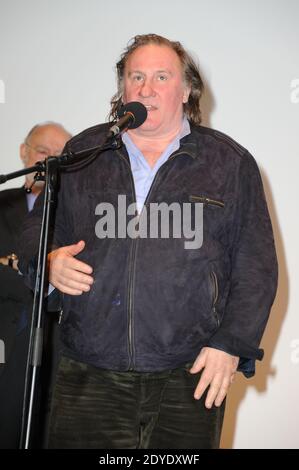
[166,123,205,163]
[117,122,205,164]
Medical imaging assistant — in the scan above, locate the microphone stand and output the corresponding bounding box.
[0,136,120,449]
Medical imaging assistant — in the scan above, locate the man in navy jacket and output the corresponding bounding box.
[18,35,278,449]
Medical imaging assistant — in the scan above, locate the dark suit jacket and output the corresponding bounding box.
[0,187,32,376]
[0,187,61,448]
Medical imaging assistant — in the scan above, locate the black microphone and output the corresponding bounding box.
[108,102,147,137]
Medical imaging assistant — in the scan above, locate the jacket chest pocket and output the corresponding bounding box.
[189,195,225,208]
[189,194,226,237]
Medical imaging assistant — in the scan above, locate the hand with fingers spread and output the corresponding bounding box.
[190,347,239,409]
[48,240,94,295]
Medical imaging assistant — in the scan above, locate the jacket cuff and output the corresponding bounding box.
[206,330,264,378]
[237,357,256,378]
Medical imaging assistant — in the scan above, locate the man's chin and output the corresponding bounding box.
[137,120,162,133]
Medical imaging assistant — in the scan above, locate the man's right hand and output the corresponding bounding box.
[48,240,94,295]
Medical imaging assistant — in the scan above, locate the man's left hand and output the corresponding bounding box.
[189,347,239,408]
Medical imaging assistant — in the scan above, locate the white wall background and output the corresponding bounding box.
[0,0,298,449]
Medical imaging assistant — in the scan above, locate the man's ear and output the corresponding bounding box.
[183,85,191,104]
[20,143,27,164]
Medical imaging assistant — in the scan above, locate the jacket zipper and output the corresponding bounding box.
[116,150,138,370]
[189,195,225,208]
[116,148,191,370]
[210,271,220,327]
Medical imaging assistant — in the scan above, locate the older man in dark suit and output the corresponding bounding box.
[0,122,71,448]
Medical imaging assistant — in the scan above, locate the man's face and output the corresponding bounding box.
[20,124,70,190]
[123,44,190,137]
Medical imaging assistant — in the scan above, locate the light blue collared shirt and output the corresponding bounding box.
[122,117,190,213]
[26,191,38,212]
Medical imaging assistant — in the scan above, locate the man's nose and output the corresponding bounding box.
[139,79,155,98]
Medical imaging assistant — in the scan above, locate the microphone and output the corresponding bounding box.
[108,102,147,137]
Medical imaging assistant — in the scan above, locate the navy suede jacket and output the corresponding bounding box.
[18,122,278,377]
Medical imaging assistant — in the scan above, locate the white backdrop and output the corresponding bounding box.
[0,0,298,449]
